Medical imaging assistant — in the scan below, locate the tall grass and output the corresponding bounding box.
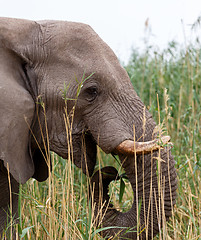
[2,39,201,239]
[125,41,201,239]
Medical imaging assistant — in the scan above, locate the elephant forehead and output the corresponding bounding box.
[39,21,120,66]
[43,21,106,51]
[37,20,133,90]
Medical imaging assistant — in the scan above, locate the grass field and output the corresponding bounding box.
[3,40,201,239]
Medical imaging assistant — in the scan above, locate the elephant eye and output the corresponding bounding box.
[85,86,98,102]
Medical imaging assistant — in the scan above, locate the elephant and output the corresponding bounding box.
[0,17,177,239]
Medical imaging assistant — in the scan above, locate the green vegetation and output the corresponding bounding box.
[3,40,201,239]
[125,41,201,239]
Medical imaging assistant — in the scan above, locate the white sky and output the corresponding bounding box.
[0,0,201,63]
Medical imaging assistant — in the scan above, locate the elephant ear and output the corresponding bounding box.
[0,18,39,183]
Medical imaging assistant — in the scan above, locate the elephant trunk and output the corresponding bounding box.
[91,145,177,239]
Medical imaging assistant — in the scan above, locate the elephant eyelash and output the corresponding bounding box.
[85,86,98,102]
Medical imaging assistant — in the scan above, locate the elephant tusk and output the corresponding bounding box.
[115,135,172,155]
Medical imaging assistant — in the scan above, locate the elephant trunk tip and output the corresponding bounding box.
[90,166,119,203]
[91,166,119,188]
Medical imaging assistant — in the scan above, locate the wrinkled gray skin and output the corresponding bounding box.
[0,18,177,239]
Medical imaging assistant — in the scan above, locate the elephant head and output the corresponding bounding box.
[0,18,177,238]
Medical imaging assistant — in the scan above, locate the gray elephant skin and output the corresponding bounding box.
[0,17,177,239]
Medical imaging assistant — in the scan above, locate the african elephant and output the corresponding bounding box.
[0,17,177,239]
